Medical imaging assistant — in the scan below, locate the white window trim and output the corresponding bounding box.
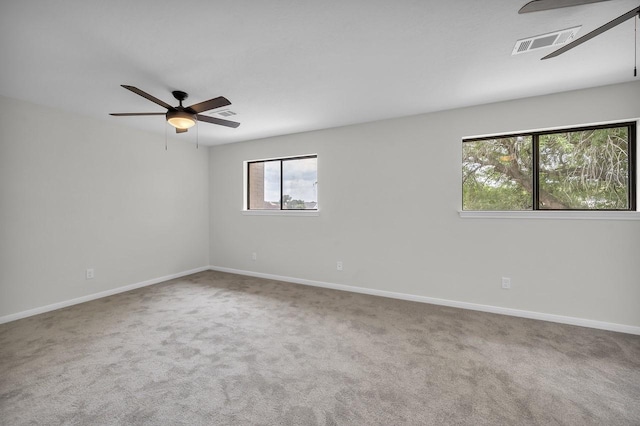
[242,209,320,217]
[459,210,640,220]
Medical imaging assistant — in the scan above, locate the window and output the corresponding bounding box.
[462,123,636,211]
[247,155,318,210]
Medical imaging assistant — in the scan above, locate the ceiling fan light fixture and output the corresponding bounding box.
[166,110,196,129]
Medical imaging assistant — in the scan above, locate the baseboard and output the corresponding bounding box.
[209,265,640,336]
[5,265,638,335]
[0,266,210,325]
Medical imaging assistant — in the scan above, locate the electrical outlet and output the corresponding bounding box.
[251,252,257,261]
[501,277,511,289]
[86,268,95,280]
[336,261,343,271]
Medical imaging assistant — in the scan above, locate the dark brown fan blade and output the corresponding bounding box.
[542,6,640,59]
[176,128,188,134]
[186,96,231,114]
[519,0,610,13]
[196,114,240,128]
[121,85,174,110]
[109,112,166,116]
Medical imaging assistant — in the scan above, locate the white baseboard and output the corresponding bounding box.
[209,265,640,336]
[4,265,638,336]
[0,266,210,325]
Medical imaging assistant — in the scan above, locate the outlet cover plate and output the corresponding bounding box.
[501,277,511,289]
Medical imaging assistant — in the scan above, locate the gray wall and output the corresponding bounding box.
[209,82,640,328]
[0,96,210,317]
[2,83,638,328]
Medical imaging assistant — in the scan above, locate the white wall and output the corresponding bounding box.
[0,96,210,318]
[209,81,640,328]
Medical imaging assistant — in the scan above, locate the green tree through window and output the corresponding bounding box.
[462,123,635,211]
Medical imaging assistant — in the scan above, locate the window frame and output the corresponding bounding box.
[245,154,318,212]
[462,121,637,212]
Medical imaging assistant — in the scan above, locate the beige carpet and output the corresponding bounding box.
[1,270,639,425]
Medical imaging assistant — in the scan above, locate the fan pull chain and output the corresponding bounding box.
[635,12,637,77]
[165,122,168,151]
[196,120,199,149]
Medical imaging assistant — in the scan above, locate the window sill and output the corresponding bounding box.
[242,210,319,217]
[458,210,640,221]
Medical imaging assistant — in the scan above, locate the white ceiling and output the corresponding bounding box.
[1,0,638,145]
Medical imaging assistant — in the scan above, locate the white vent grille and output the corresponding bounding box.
[206,109,237,117]
[512,26,581,55]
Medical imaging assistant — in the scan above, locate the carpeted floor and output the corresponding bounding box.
[1,271,639,425]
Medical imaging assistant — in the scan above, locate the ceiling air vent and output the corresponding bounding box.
[512,26,581,55]
[207,109,237,118]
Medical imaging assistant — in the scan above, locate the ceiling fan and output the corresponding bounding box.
[519,0,640,60]
[110,85,240,133]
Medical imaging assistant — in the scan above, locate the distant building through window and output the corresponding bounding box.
[247,155,318,210]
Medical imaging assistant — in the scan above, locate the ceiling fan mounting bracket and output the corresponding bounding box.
[172,90,188,104]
